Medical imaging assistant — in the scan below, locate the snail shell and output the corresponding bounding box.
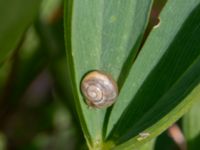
[81,71,118,108]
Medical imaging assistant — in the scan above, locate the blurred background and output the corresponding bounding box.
[0,0,84,149]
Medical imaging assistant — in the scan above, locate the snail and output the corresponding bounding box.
[81,71,118,108]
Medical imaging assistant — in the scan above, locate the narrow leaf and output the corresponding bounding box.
[107,0,200,148]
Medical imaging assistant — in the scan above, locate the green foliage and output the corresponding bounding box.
[64,0,153,148]
[0,0,200,149]
[0,0,41,62]
[64,0,200,149]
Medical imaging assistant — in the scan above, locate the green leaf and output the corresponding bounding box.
[183,98,200,149]
[136,139,155,150]
[0,0,41,62]
[64,0,153,148]
[106,0,200,148]
[114,83,200,150]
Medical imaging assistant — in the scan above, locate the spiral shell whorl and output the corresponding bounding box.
[81,71,118,108]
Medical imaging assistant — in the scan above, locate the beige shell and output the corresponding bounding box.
[81,71,118,108]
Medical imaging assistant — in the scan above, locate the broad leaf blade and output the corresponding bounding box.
[0,0,41,62]
[64,0,153,148]
[107,0,200,147]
